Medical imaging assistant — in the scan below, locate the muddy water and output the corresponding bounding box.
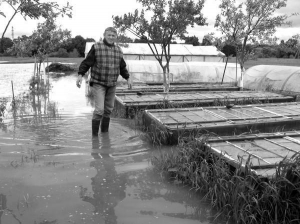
[0,64,214,224]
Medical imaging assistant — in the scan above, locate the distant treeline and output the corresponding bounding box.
[0,34,299,59]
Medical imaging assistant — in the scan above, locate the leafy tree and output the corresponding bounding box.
[113,0,206,92]
[30,17,71,61]
[215,0,290,74]
[118,34,133,43]
[0,0,72,52]
[0,37,13,52]
[6,36,32,56]
[285,35,300,58]
[85,38,96,43]
[260,46,277,58]
[292,34,300,58]
[222,44,236,57]
[183,35,200,46]
[201,32,224,50]
[134,36,148,43]
[68,48,80,58]
[72,35,86,57]
[202,35,212,46]
[60,37,74,53]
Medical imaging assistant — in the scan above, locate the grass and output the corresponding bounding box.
[1,56,299,70]
[151,137,300,224]
[0,56,83,71]
[0,56,83,64]
[227,57,300,70]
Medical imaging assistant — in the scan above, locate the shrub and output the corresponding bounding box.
[68,48,80,58]
[49,48,69,58]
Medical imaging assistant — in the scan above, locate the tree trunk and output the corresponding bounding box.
[162,67,170,93]
[0,11,18,53]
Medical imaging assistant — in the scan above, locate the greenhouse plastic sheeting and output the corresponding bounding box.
[244,65,300,92]
[85,42,225,62]
[85,42,224,56]
[119,60,241,83]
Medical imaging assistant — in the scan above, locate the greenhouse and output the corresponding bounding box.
[121,60,242,84]
[85,42,225,62]
[243,65,300,93]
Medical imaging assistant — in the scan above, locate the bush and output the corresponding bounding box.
[46,63,75,72]
[68,48,80,58]
[49,48,69,58]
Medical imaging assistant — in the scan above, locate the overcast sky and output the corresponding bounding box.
[1,0,299,42]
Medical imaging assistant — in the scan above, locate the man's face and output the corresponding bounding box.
[104,31,117,44]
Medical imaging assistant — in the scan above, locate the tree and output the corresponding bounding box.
[6,36,32,56]
[118,34,133,43]
[215,0,290,74]
[286,34,300,58]
[292,34,300,58]
[0,37,13,52]
[72,35,86,57]
[0,0,72,52]
[134,36,148,43]
[222,44,236,57]
[113,0,206,92]
[86,38,96,43]
[202,32,224,49]
[183,35,200,46]
[26,16,71,77]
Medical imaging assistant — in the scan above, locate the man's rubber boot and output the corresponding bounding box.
[101,117,110,132]
[92,119,101,136]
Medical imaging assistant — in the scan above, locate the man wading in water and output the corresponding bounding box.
[76,27,131,136]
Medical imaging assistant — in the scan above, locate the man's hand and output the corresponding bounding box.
[76,76,83,88]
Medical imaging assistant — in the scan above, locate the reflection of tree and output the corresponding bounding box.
[0,194,6,224]
[4,79,61,142]
[0,98,8,132]
[0,193,57,224]
[79,135,126,224]
[78,135,212,223]
[0,193,23,224]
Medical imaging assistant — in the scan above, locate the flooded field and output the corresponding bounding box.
[0,64,216,224]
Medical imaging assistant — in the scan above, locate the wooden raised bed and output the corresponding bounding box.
[206,131,300,178]
[142,102,300,144]
[116,83,240,94]
[115,91,295,118]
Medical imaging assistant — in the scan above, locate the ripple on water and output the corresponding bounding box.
[0,63,215,224]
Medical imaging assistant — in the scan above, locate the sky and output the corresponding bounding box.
[1,0,299,42]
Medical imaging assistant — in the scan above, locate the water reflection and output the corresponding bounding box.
[0,194,6,224]
[80,134,126,224]
[1,79,61,142]
[0,65,219,224]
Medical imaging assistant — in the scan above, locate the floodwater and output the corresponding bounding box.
[0,63,215,224]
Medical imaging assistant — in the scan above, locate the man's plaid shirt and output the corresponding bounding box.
[78,40,130,87]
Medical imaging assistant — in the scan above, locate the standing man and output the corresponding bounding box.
[76,27,131,136]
